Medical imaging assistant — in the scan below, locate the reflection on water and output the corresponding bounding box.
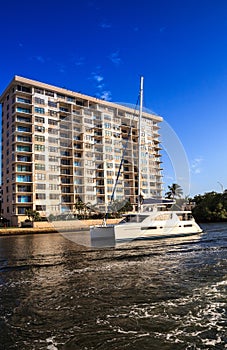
[0,223,226,349]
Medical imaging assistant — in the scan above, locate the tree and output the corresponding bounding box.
[191,191,227,222]
[74,198,88,219]
[25,209,41,222]
[165,183,183,199]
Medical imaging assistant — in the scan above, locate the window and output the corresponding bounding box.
[84,118,92,124]
[16,175,32,182]
[35,164,45,170]
[61,159,70,165]
[18,195,31,203]
[17,165,31,172]
[62,195,72,202]
[49,110,58,116]
[17,85,31,93]
[17,125,31,132]
[17,145,31,152]
[45,90,54,97]
[36,193,46,199]
[36,184,46,190]
[34,88,44,94]
[35,107,45,114]
[115,155,121,160]
[35,97,45,105]
[105,154,113,160]
[36,205,46,211]
[67,96,75,102]
[104,122,111,129]
[17,135,31,142]
[18,185,32,192]
[49,156,58,162]
[84,160,94,166]
[17,107,31,114]
[49,194,59,200]
[49,146,58,153]
[57,93,65,99]
[105,130,112,136]
[35,173,46,180]
[48,118,58,125]
[85,152,92,158]
[105,146,112,153]
[61,169,70,175]
[48,101,57,107]
[35,116,45,123]
[17,116,31,123]
[86,186,94,192]
[34,144,45,151]
[61,141,69,147]
[48,137,58,144]
[49,165,59,172]
[48,128,58,135]
[17,155,31,162]
[61,150,70,156]
[35,125,45,133]
[60,132,70,139]
[49,175,59,180]
[87,195,95,201]
[35,135,45,142]
[62,186,71,193]
[86,169,94,175]
[17,97,31,104]
[35,154,45,161]
[107,179,114,184]
[49,184,59,190]
[18,207,30,214]
[49,205,59,211]
[85,143,93,149]
[60,124,69,130]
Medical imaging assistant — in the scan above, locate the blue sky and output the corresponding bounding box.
[1,0,227,196]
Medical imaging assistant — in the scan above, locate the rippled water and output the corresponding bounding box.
[0,223,226,350]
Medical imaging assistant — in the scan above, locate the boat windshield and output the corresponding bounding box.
[119,215,149,223]
[176,213,193,221]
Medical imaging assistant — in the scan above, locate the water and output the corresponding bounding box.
[0,223,226,350]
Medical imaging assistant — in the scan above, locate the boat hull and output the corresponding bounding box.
[90,220,203,246]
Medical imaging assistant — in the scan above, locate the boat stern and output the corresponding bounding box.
[90,225,116,247]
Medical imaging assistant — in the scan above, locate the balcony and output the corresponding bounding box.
[16,116,32,123]
[16,107,31,114]
[16,126,32,133]
[16,165,32,172]
[17,195,32,203]
[16,175,32,182]
[16,145,32,153]
[17,185,32,192]
[17,155,32,162]
[17,136,32,143]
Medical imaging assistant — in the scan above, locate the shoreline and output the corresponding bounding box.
[0,218,122,237]
[0,227,58,236]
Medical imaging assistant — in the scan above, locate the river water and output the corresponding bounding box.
[0,223,226,350]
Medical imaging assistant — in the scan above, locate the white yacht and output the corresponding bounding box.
[90,77,202,246]
[90,199,203,245]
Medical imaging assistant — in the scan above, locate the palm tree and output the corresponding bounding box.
[25,209,41,222]
[74,198,86,218]
[165,183,183,199]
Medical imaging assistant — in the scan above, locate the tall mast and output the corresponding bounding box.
[138,76,144,212]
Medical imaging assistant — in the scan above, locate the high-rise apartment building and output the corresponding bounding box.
[0,76,163,226]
